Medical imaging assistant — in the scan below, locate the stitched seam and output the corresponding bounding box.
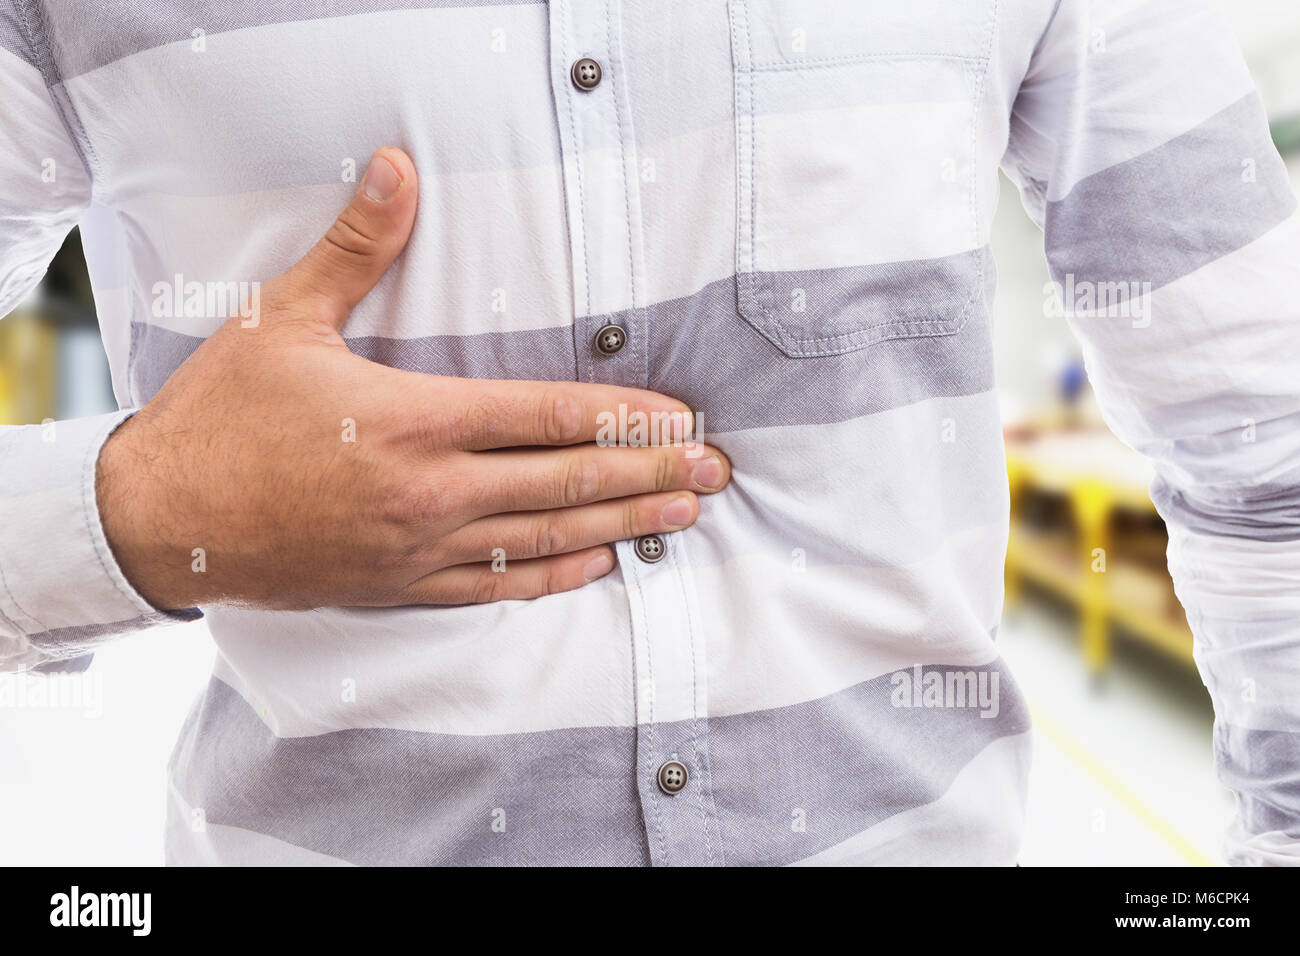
[730,4,749,283]
[746,6,758,317]
[599,0,663,863]
[750,51,989,71]
[965,0,998,315]
[17,0,102,193]
[971,0,998,264]
[736,1,777,337]
[741,3,763,339]
[622,565,650,863]
[627,550,666,866]
[558,0,592,317]
[604,0,648,389]
[581,314,592,384]
[743,249,978,358]
[749,278,981,350]
[965,61,981,261]
[667,538,717,866]
[605,0,636,315]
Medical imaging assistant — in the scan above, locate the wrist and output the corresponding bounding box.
[95,415,207,611]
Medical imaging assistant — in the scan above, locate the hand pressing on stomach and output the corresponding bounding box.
[96,147,730,611]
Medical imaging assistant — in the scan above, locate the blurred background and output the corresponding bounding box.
[991,5,1300,865]
[2,4,1299,865]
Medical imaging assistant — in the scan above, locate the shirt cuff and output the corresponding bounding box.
[0,410,201,671]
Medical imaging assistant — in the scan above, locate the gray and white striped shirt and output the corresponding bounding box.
[1,0,1297,865]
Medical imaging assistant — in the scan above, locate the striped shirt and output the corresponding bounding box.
[1,0,1297,865]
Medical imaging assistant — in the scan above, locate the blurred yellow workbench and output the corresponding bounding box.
[1005,429,1195,676]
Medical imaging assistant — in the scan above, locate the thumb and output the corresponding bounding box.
[282,147,418,328]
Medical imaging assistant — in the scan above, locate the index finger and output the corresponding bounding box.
[413,375,696,451]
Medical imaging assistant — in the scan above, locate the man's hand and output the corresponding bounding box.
[96,147,730,611]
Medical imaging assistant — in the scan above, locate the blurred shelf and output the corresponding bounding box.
[1005,430,1195,675]
[1006,525,1082,604]
[1108,599,1195,666]
[0,310,57,425]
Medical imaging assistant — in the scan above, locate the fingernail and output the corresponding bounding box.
[583,551,615,581]
[692,455,724,490]
[362,155,402,202]
[660,496,694,528]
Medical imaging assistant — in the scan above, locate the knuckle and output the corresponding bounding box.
[540,560,568,596]
[382,484,421,526]
[384,527,428,571]
[385,480,444,532]
[654,449,678,492]
[559,454,601,507]
[468,570,508,605]
[443,392,498,448]
[620,500,642,540]
[365,524,423,579]
[389,539,426,574]
[323,209,381,262]
[531,517,570,558]
[409,409,455,455]
[536,390,583,445]
[421,538,453,571]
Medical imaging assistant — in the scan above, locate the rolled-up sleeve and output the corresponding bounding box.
[1003,0,1300,864]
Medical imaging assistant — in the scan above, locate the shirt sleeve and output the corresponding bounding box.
[1003,0,1300,865]
[0,15,200,673]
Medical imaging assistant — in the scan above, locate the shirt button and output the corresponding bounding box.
[570,57,602,91]
[635,534,666,563]
[657,759,689,795]
[593,323,627,355]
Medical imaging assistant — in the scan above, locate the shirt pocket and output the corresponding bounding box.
[728,0,996,358]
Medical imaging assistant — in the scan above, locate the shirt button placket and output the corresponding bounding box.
[548,0,718,867]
